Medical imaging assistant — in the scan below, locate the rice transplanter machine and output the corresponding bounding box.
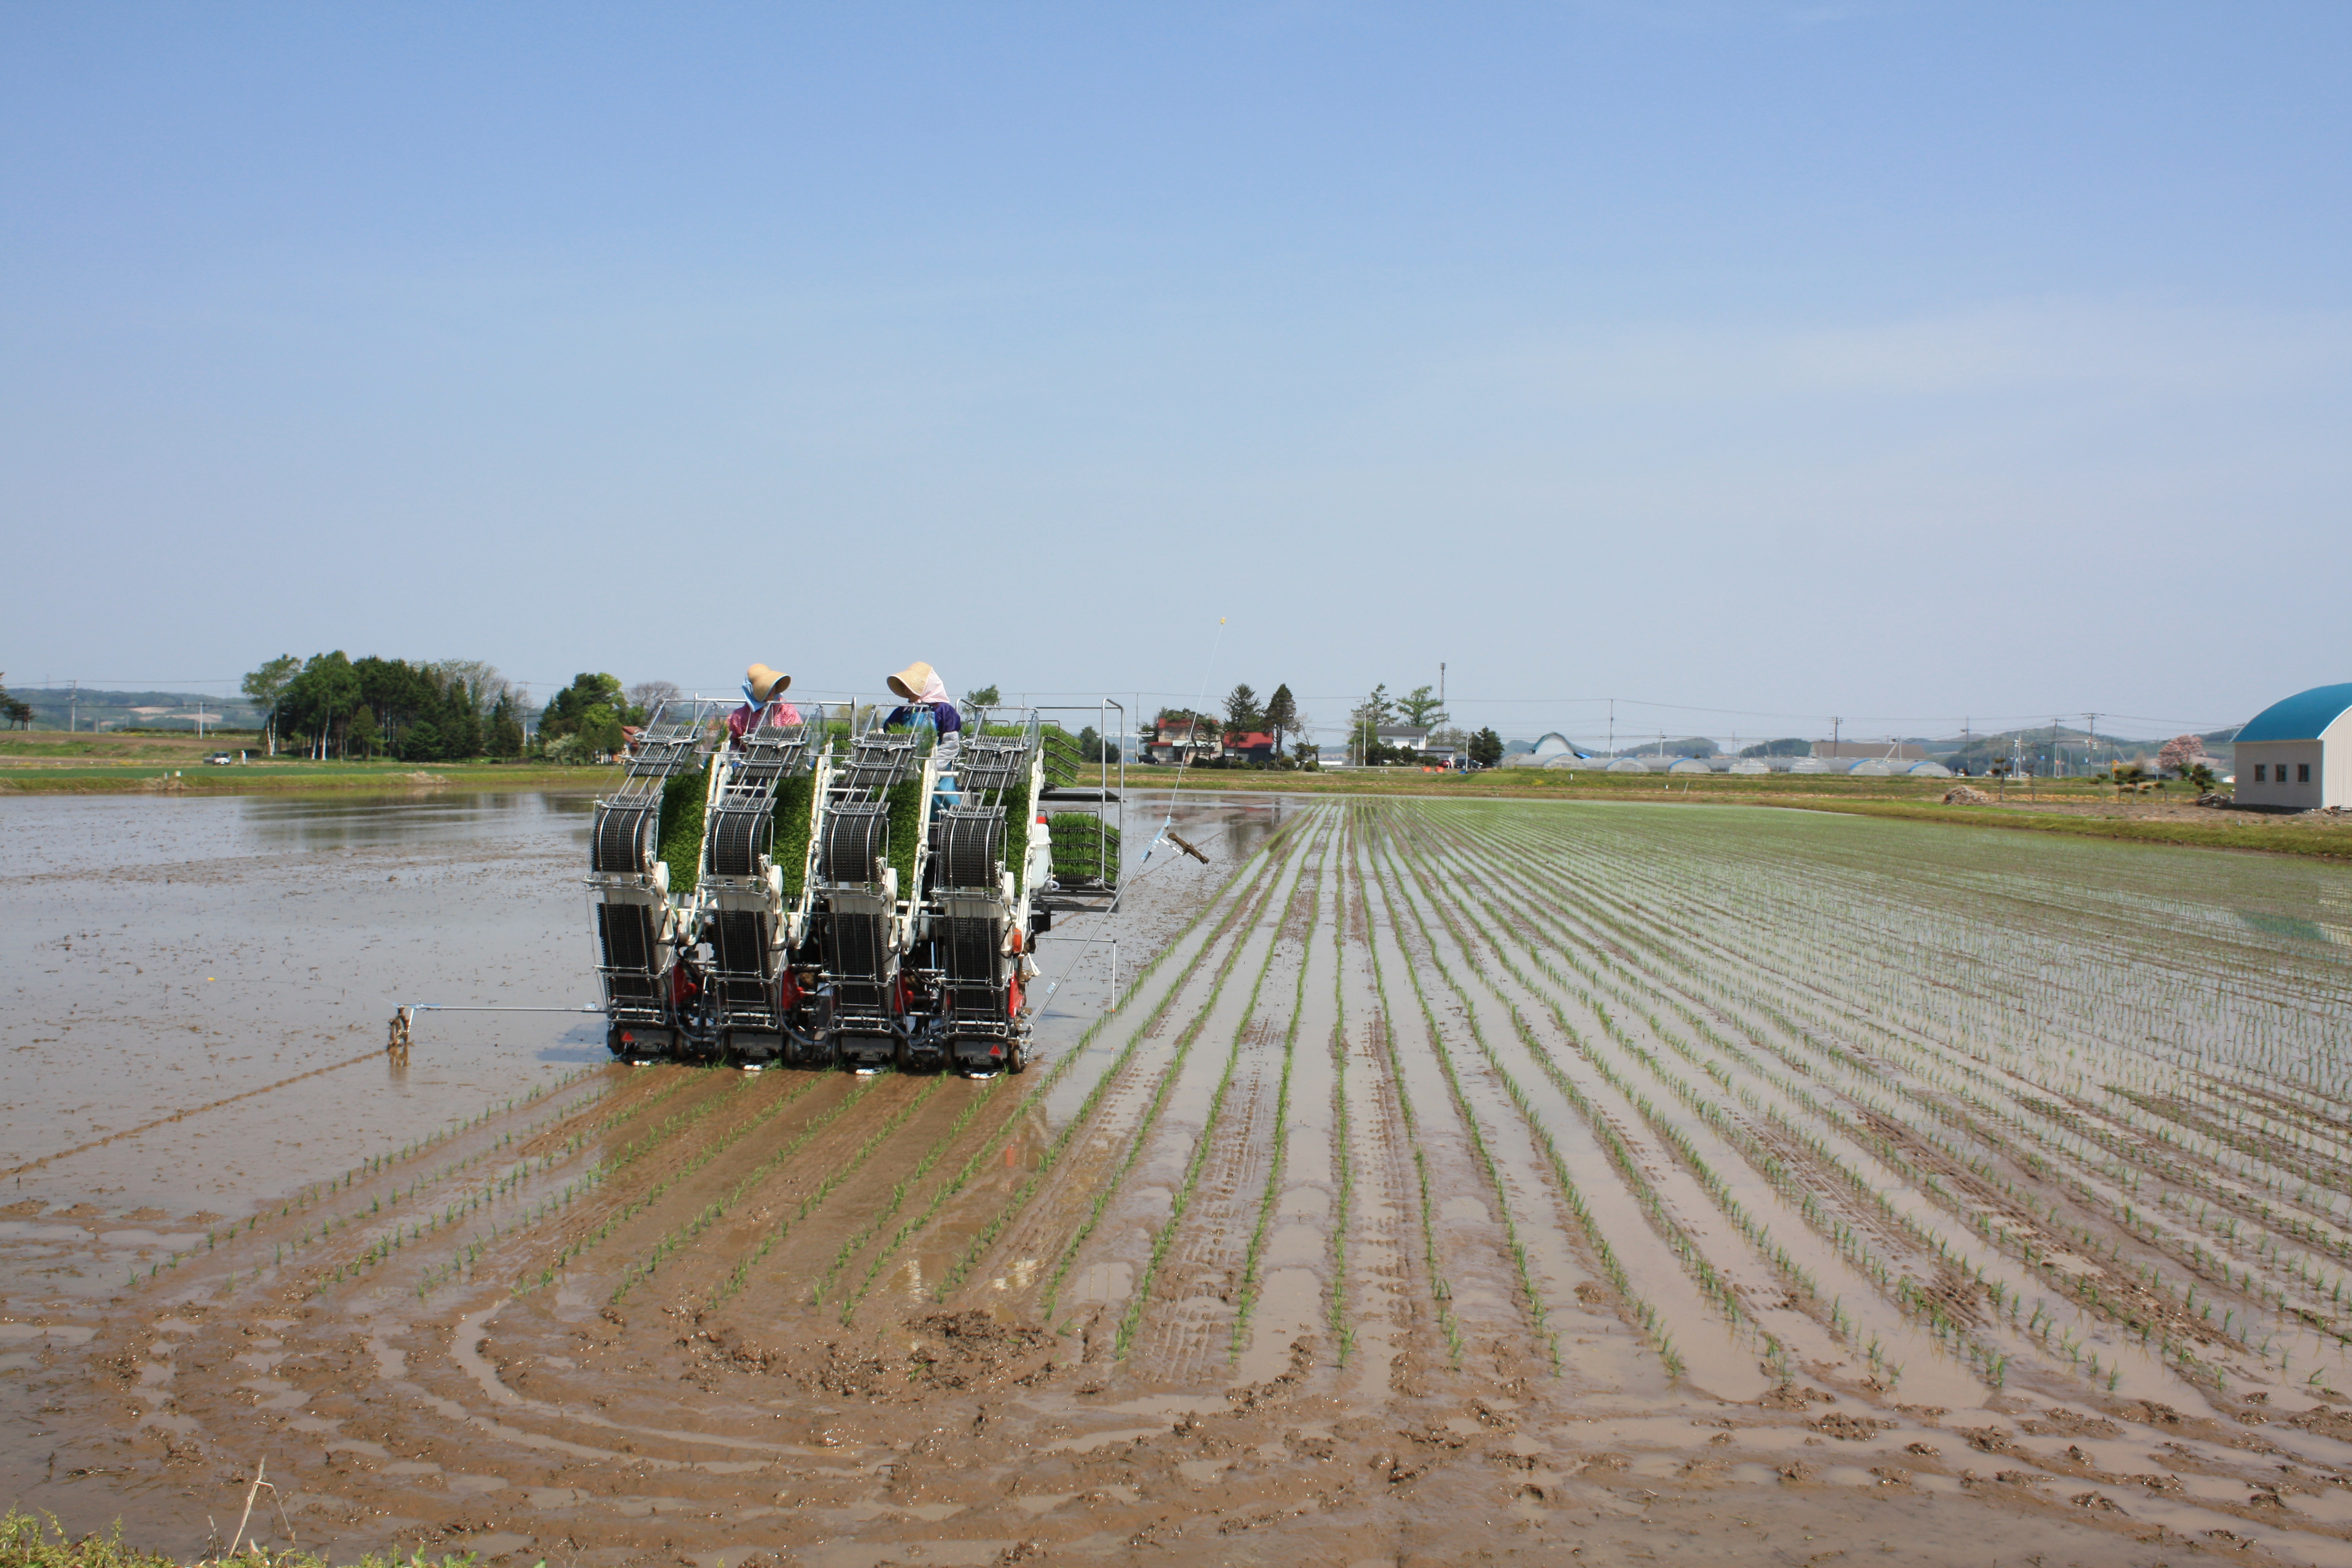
[584,698,1124,1075]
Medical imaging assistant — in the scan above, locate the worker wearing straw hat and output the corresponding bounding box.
[881,661,963,736]
[727,663,801,741]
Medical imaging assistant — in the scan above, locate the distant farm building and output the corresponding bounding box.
[1148,718,1219,765]
[1813,740,1926,761]
[1508,731,1592,769]
[1499,732,1582,769]
[2233,683,2352,809]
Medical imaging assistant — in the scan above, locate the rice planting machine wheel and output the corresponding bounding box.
[585,698,728,1061]
[914,723,1048,1077]
[807,729,928,1072]
[692,706,825,1066]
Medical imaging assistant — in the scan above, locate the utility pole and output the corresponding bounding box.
[69,679,77,733]
[1607,699,1614,759]
[1438,662,1446,717]
[2086,712,2098,776]
[1832,715,1841,756]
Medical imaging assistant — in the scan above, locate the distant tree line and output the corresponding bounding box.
[1339,683,1504,766]
[538,673,646,762]
[1142,679,1503,769]
[1141,682,1315,768]
[243,653,533,761]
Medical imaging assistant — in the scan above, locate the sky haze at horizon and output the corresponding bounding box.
[4,3,2348,745]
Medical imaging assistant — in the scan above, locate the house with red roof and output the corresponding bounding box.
[1147,716,1219,765]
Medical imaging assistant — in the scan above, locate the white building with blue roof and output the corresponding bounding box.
[2233,683,2352,810]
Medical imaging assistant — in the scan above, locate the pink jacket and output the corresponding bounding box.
[728,700,803,741]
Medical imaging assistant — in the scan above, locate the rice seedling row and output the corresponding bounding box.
[1425,801,2352,1415]
[1114,818,1336,1363]
[1033,822,1313,1331]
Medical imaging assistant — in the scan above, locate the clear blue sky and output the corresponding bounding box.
[6,3,2347,743]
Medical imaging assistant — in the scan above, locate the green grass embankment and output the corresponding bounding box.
[1756,796,2352,859]
[0,760,622,797]
[1119,765,2352,861]
[0,1508,477,1568]
[9,742,2342,862]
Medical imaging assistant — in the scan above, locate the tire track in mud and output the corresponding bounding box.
[1358,825,1567,1377]
[66,1068,709,1464]
[43,795,2352,1568]
[96,831,1318,1487]
[1420,803,2352,1483]
[1228,823,1342,1382]
[377,1070,997,1473]
[1367,819,1744,1389]
[1118,817,1332,1375]
[1447,810,2182,1399]
[438,1078,985,1469]
[892,809,1313,1321]
[1321,805,1417,1395]
[618,1074,927,1310]
[1506,808,2352,1351]
[368,1066,747,1303]
[1448,809,2293,1404]
[798,816,1316,1324]
[1396,816,1956,1400]
[1016,813,1320,1343]
[156,1067,635,1304]
[1346,808,1536,1376]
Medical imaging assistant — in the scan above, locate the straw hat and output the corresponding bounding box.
[886,661,935,701]
[746,663,792,702]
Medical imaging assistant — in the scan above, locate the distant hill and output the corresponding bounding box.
[6,687,264,732]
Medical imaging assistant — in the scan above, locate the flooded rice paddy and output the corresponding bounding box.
[4,791,2352,1565]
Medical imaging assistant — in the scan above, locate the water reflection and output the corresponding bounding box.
[1118,791,1288,876]
[236,790,598,852]
[542,1019,613,1064]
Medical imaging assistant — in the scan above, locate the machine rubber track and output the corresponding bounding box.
[586,699,726,1059]
[695,711,822,1065]
[811,731,927,1072]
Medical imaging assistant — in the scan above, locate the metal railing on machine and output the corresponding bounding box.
[586,698,730,1041]
[698,701,833,1040]
[1030,699,1126,908]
